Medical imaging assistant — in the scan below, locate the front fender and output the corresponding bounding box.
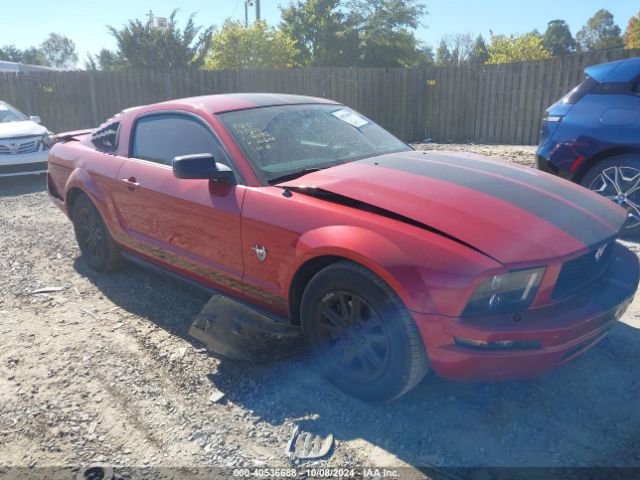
[284,225,433,313]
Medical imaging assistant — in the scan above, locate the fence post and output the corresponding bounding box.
[88,73,99,127]
[20,72,34,115]
[413,68,427,141]
[163,72,173,99]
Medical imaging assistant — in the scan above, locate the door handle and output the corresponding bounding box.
[120,177,140,190]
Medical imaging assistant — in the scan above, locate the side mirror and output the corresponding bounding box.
[29,115,41,124]
[172,153,236,183]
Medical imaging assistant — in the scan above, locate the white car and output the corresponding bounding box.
[0,101,53,177]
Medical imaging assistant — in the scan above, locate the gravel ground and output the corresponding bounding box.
[1,144,639,478]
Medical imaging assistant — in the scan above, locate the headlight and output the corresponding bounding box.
[41,133,55,150]
[462,267,545,316]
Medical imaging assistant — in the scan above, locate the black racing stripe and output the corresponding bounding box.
[368,156,615,247]
[421,152,619,223]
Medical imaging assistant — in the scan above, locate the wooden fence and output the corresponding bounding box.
[1,48,638,144]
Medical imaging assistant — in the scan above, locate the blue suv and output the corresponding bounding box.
[537,56,640,231]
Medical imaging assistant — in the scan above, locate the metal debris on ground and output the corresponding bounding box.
[286,425,334,461]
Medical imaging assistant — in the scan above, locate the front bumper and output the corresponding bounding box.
[413,242,639,381]
[0,150,48,177]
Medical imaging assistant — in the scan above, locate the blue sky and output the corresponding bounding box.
[1,1,638,64]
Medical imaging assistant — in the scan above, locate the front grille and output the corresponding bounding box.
[0,137,41,155]
[552,242,614,299]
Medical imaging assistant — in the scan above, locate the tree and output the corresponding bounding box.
[576,9,623,51]
[98,49,129,70]
[487,32,551,64]
[0,45,23,62]
[435,39,453,66]
[21,47,47,66]
[437,33,475,66]
[346,0,428,67]
[625,12,640,49]
[40,33,78,69]
[206,20,301,69]
[279,0,357,66]
[417,44,435,65]
[543,20,576,56]
[469,34,489,64]
[83,49,129,71]
[84,54,98,71]
[0,45,47,65]
[108,10,214,69]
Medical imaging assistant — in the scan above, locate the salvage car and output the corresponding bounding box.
[537,56,640,232]
[0,100,53,176]
[47,94,639,401]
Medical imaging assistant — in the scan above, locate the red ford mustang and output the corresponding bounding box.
[47,93,639,401]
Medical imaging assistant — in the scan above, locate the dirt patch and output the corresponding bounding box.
[0,145,639,476]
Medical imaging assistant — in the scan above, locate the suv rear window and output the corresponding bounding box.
[562,76,598,104]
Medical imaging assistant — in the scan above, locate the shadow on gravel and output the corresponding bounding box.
[73,257,210,338]
[208,323,640,470]
[0,174,46,197]
[74,256,640,470]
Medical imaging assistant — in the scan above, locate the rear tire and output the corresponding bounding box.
[300,261,429,402]
[580,155,640,232]
[72,194,121,272]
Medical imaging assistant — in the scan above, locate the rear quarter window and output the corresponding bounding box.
[91,122,120,152]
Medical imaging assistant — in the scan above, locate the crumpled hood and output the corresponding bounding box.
[279,151,626,264]
[0,120,47,139]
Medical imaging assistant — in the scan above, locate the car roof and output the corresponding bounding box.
[150,93,340,114]
[585,56,640,83]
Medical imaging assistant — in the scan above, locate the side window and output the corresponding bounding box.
[131,114,227,166]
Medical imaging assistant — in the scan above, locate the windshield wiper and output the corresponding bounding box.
[268,168,323,185]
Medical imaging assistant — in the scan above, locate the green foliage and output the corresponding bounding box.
[469,35,489,64]
[487,32,551,64]
[543,20,576,56]
[206,20,301,69]
[576,9,623,51]
[0,44,47,66]
[435,39,453,66]
[625,12,640,49]
[93,49,130,71]
[0,45,23,62]
[279,0,427,67]
[279,0,357,66]
[347,0,428,67]
[40,33,78,70]
[83,54,98,71]
[108,10,214,69]
[417,45,435,66]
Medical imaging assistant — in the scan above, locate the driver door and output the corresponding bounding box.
[112,112,245,292]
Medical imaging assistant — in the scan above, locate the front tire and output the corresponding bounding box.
[72,194,121,272]
[580,155,640,232]
[300,261,429,402]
